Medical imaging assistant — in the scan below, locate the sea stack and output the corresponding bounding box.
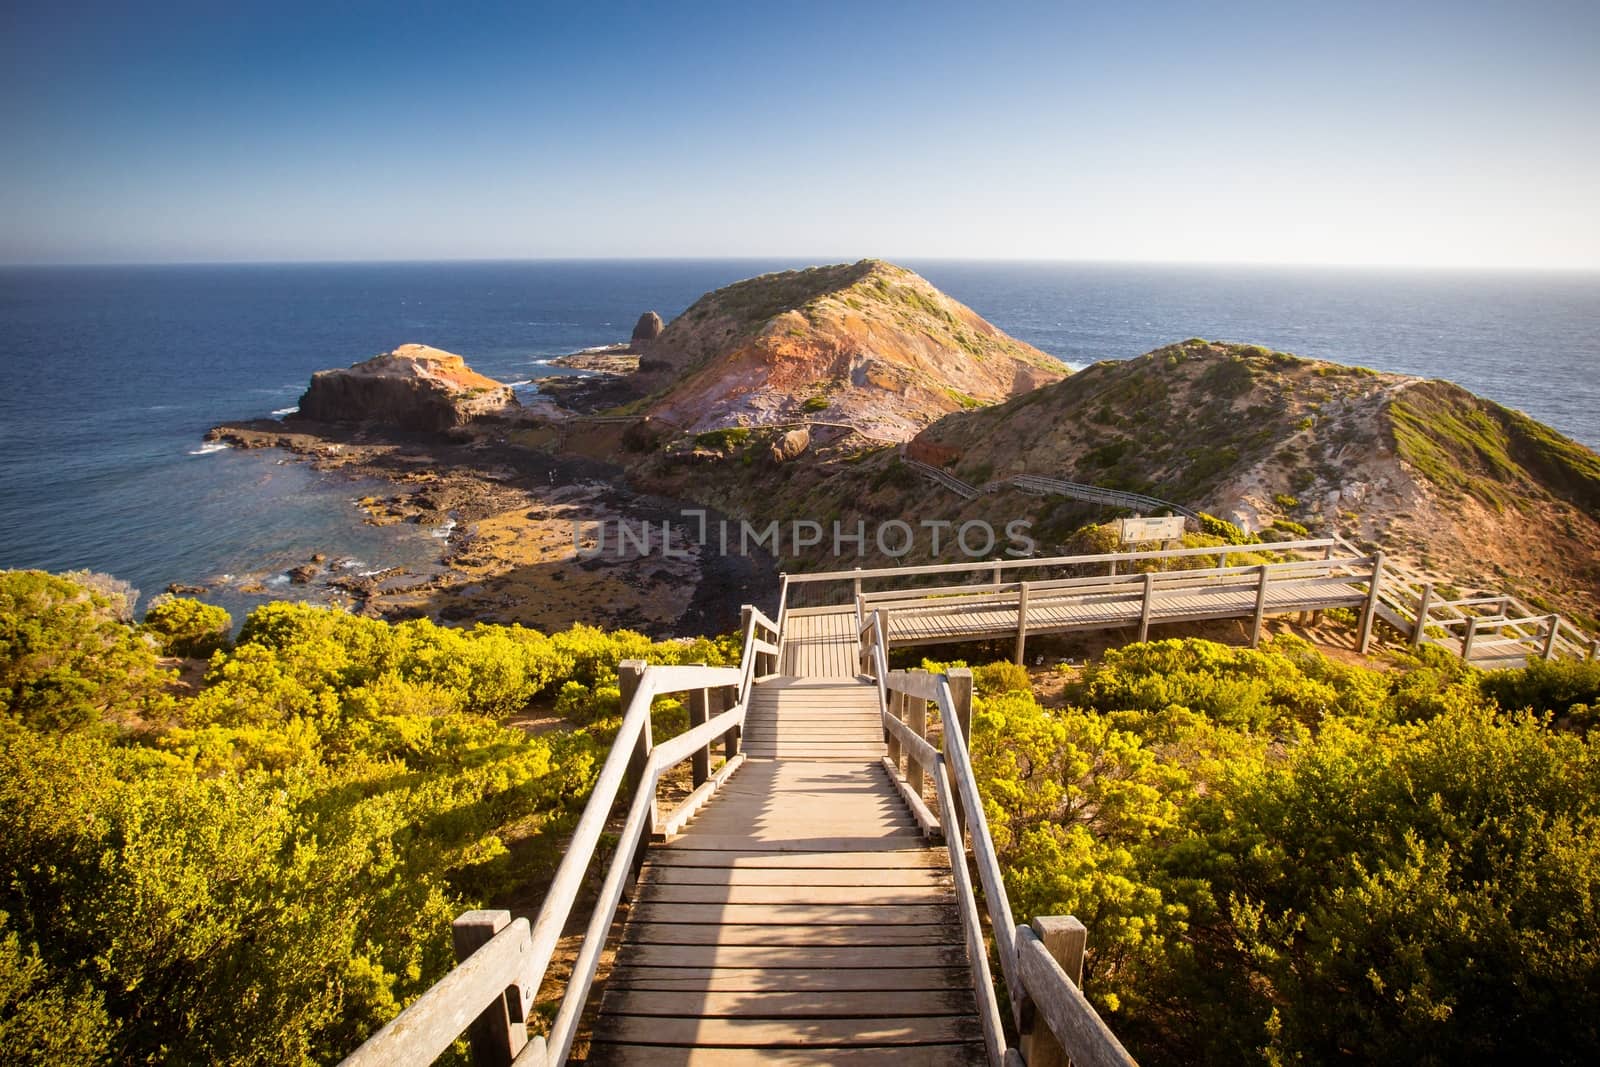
[298,344,516,432]
[631,311,665,346]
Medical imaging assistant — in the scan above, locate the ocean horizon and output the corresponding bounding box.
[3,258,1597,617]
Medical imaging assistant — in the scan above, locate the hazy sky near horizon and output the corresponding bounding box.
[2,1,1596,268]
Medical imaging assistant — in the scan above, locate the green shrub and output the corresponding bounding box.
[801,395,829,413]
[142,596,232,658]
[1,570,172,732]
[1197,513,1258,545]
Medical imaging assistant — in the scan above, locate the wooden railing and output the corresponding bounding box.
[857,552,1383,661]
[1008,474,1201,522]
[793,535,1594,669]
[341,606,781,1067]
[785,537,1351,605]
[862,610,1139,1067]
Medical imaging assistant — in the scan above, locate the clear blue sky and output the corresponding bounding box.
[2,0,1596,267]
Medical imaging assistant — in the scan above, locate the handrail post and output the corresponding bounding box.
[1462,616,1479,663]
[1412,582,1434,647]
[946,668,973,837]
[1138,570,1155,642]
[907,692,928,797]
[1544,615,1561,661]
[618,660,653,891]
[1250,563,1270,647]
[688,686,710,787]
[1015,581,1031,665]
[719,684,740,760]
[1357,551,1384,655]
[1020,916,1088,1067]
[452,911,526,1067]
[886,688,904,771]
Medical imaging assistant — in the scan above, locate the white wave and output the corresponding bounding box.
[265,574,290,587]
[338,559,367,571]
[430,519,457,540]
[271,406,299,416]
[188,442,230,456]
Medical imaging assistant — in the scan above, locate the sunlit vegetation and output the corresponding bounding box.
[0,571,733,1065]
[954,636,1600,1064]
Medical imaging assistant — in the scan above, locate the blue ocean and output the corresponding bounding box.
[1,260,1597,617]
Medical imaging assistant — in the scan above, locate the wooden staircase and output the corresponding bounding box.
[588,651,986,1064]
[341,602,1134,1067]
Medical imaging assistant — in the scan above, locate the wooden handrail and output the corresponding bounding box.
[865,628,1139,1067]
[784,538,1343,584]
[342,611,778,1067]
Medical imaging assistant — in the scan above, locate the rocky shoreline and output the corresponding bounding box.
[205,396,772,638]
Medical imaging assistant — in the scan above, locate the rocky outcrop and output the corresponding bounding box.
[631,311,664,346]
[769,427,811,463]
[298,344,516,432]
[633,260,1067,439]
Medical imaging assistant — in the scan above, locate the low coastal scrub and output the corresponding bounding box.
[0,570,731,1064]
[9,568,1600,1064]
[952,636,1600,1064]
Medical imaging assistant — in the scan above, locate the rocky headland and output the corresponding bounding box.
[205,266,1600,637]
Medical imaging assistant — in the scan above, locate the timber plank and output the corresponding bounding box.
[656,835,929,853]
[614,943,969,969]
[598,988,976,1018]
[626,902,958,926]
[587,1043,986,1066]
[645,849,949,869]
[639,865,951,887]
[590,1014,979,1047]
[618,923,959,947]
[603,965,970,992]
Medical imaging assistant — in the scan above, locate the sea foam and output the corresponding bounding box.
[188,442,230,456]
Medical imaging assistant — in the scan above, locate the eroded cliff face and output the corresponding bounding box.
[298,344,516,432]
[635,260,1066,438]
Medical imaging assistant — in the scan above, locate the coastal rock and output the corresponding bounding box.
[287,564,319,585]
[165,582,208,596]
[298,344,516,433]
[631,311,664,345]
[769,427,810,463]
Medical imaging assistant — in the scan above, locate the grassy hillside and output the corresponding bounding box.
[1389,378,1600,515]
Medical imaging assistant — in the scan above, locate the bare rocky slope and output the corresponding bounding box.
[630,259,1066,437]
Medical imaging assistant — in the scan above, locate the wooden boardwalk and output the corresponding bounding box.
[779,609,864,677]
[589,678,984,1066]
